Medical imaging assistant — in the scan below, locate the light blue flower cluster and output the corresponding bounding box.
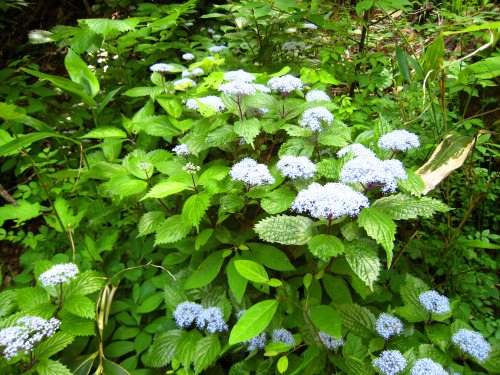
[173,302,227,334]
[244,333,267,351]
[213,34,221,41]
[375,313,403,340]
[185,22,193,27]
[305,90,331,102]
[318,331,344,351]
[272,329,295,346]
[340,156,407,193]
[173,78,195,89]
[378,129,420,152]
[418,291,451,315]
[229,158,275,186]
[208,45,227,53]
[410,358,448,375]
[0,315,60,360]
[291,182,370,219]
[150,63,175,73]
[39,263,79,286]
[337,143,376,158]
[223,69,256,82]
[182,53,195,61]
[252,83,271,94]
[304,23,318,29]
[300,106,334,132]
[172,143,189,156]
[451,329,491,362]
[182,67,204,78]
[373,350,407,375]
[186,96,225,112]
[277,155,317,179]
[218,81,256,97]
[267,74,304,95]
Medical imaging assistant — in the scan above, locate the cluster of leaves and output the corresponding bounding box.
[0,0,499,374]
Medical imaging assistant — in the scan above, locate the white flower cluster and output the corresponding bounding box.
[0,315,60,360]
[267,74,304,94]
[276,155,316,179]
[378,129,420,152]
[185,22,194,27]
[182,53,195,61]
[291,182,369,219]
[172,143,189,155]
[137,162,152,170]
[223,69,256,82]
[208,45,227,53]
[218,81,256,97]
[186,96,225,112]
[303,23,318,29]
[229,158,275,186]
[337,143,376,158]
[182,162,201,174]
[282,41,307,52]
[373,350,407,375]
[300,106,334,132]
[150,63,175,73]
[39,263,79,286]
[252,83,271,94]
[182,68,204,78]
[305,90,331,102]
[410,358,448,375]
[173,78,195,89]
[340,156,407,193]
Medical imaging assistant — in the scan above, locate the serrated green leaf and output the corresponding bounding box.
[333,356,371,375]
[0,290,17,317]
[34,359,73,375]
[184,251,224,289]
[65,270,106,297]
[358,207,396,264]
[234,260,269,283]
[308,234,344,261]
[261,188,296,214]
[16,287,50,310]
[343,333,367,360]
[398,169,425,195]
[106,175,148,198]
[193,335,221,374]
[395,274,429,323]
[142,181,188,200]
[344,240,380,289]
[35,332,75,359]
[147,330,184,367]
[81,18,140,36]
[278,138,314,158]
[63,295,96,319]
[336,303,376,339]
[234,118,261,147]
[182,193,210,231]
[248,243,295,271]
[254,215,315,245]
[155,216,192,245]
[0,102,26,120]
[124,86,164,97]
[229,300,279,344]
[425,323,450,352]
[310,305,342,339]
[372,193,450,220]
[138,211,165,237]
[0,200,42,227]
[177,330,202,368]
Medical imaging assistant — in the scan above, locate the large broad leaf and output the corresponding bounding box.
[227,257,248,303]
[261,188,296,214]
[248,243,295,271]
[234,118,261,147]
[65,48,99,97]
[184,251,224,289]
[310,305,342,339]
[336,303,376,339]
[0,102,27,120]
[0,200,41,227]
[372,193,449,219]
[417,134,476,194]
[234,260,269,283]
[308,234,344,261]
[398,169,426,196]
[33,359,73,375]
[0,131,77,157]
[421,33,444,75]
[62,295,96,319]
[80,18,140,37]
[229,300,279,344]
[358,207,396,264]
[106,175,148,198]
[138,211,165,237]
[141,181,189,200]
[177,330,202,368]
[82,127,126,139]
[193,335,221,374]
[395,44,411,82]
[394,274,430,323]
[182,193,211,231]
[344,240,380,289]
[35,332,75,359]
[254,215,315,245]
[147,330,184,368]
[155,215,192,245]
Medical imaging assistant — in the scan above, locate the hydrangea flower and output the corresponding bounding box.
[337,143,376,158]
[186,96,225,112]
[172,143,189,155]
[173,302,204,328]
[410,358,448,375]
[318,331,344,351]
[291,182,370,220]
[196,307,228,334]
[378,129,420,152]
[39,263,79,286]
[272,329,295,347]
[229,158,275,186]
[0,315,60,360]
[223,69,256,82]
[244,333,267,351]
[182,53,195,61]
[451,329,491,362]
[340,156,407,193]
[277,155,317,179]
[267,74,304,95]
[305,90,331,102]
[208,45,227,53]
[282,41,307,52]
[304,23,318,29]
[182,163,200,174]
[218,81,256,97]
[173,78,195,89]
[182,68,204,78]
[208,28,215,34]
[150,63,175,73]
[236,310,246,320]
[252,83,271,94]
[300,106,334,132]
[373,350,407,375]
[375,313,403,340]
[418,291,451,315]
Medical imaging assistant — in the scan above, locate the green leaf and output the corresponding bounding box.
[193,335,221,375]
[157,97,182,118]
[0,131,76,158]
[199,166,231,185]
[248,243,295,271]
[310,305,342,339]
[102,359,132,375]
[358,207,396,264]
[136,115,182,137]
[124,86,164,98]
[322,274,352,304]
[395,44,411,82]
[227,257,248,304]
[455,239,500,249]
[63,295,96,319]
[425,323,450,352]
[0,102,26,120]
[147,330,183,367]
[137,292,164,313]
[16,287,49,310]
[83,127,126,139]
[234,118,261,147]
[34,359,73,375]
[254,215,315,245]
[234,260,269,283]
[142,181,189,200]
[106,175,148,198]
[244,93,282,112]
[395,274,429,323]
[182,193,210,231]
[195,228,214,250]
[138,211,165,237]
[278,138,314,158]
[277,356,288,374]
[308,234,344,261]
[0,200,41,227]
[344,240,380,289]
[65,270,106,297]
[0,290,17,317]
[35,332,75,359]
[229,300,279,344]
[67,354,96,375]
[343,333,368,360]
[372,193,449,220]
[336,303,376,339]
[105,341,135,358]
[184,251,224,289]
[60,313,95,336]
[65,48,99,97]
[421,33,444,75]
[177,330,202,368]
[443,20,500,35]
[81,18,140,37]
[261,188,296,214]
[155,216,192,245]
[397,169,426,196]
